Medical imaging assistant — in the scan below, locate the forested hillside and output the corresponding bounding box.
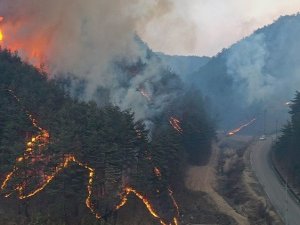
[0,48,215,225]
[189,13,300,129]
[157,53,210,79]
[274,92,300,190]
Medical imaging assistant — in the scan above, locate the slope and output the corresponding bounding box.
[189,13,300,130]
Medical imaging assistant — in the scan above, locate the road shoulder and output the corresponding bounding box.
[217,136,282,225]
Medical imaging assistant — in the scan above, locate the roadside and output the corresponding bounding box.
[271,148,300,205]
[251,136,300,225]
[216,135,282,225]
[185,141,250,225]
[184,135,289,225]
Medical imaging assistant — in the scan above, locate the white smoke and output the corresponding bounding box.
[140,0,300,56]
[224,15,300,130]
[226,33,275,104]
[0,0,182,121]
[226,23,300,109]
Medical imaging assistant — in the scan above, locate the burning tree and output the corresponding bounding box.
[0,86,179,225]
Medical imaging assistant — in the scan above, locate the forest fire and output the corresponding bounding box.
[0,16,46,69]
[1,89,180,225]
[169,117,183,133]
[0,17,3,42]
[0,30,3,42]
[117,187,179,225]
[227,118,256,136]
[139,88,152,101]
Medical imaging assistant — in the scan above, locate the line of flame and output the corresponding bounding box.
[139,88,152,102]
[227,118,256,136]
[169,117,183,133]
[0,16,3,42]
[1,89,180,225]
[116,187,178,225]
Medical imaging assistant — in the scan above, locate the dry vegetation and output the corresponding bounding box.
[217,136,282,225]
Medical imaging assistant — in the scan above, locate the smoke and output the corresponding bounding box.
[226,33,275,104]
[139,0,300,56]
[184,14,300,131]
[223,14,300,130]
[0,0,183,122]
[226,17,300,109]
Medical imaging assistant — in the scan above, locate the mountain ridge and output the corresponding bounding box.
[184,13,300,129]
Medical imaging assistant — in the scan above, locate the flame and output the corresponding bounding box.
[0,16,47,70]
[0,30,3,42]
[1,89,180,224]
[0,17,4,43]
[116,187,179,225]
[0,90,100,218]
[169,117,183,133]
[227,118,256,136]
[139,88,152,101]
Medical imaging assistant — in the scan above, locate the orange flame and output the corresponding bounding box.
[0,17,4,42]
[0,16,47,70]
[1,89,180,224]
[169,117,183,133]
[227,118,256,136]
[0,90,100,218]
[116,187,179,225]
[0,30,3,42]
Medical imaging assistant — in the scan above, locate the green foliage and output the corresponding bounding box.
[0,49,150,224]
[0,48,215,224]
[180,90,215,165]
[274,92,300,186]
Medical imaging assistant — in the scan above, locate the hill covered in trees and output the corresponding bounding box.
[0,48,216,225]
[156,53,210,79]
[273,92,300,190]
[186,13,300,130]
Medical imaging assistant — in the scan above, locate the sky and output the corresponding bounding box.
[138,0,300,56]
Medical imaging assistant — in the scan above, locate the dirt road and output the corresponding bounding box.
[185,143,250,225]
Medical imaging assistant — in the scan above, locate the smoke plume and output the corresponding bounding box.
[0,0,183,122]
[226,33,275,105]
[185,14,300,131]
[226,15,300,111]
[224,14,300,130]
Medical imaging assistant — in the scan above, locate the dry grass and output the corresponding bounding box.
[185,142,250,225]
[217,135,282,225]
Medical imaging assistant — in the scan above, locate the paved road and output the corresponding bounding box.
[250,137,300,225]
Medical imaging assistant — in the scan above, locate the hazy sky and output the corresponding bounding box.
[138,0,300,56]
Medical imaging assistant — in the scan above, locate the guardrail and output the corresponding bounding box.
[268,147,300,205]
